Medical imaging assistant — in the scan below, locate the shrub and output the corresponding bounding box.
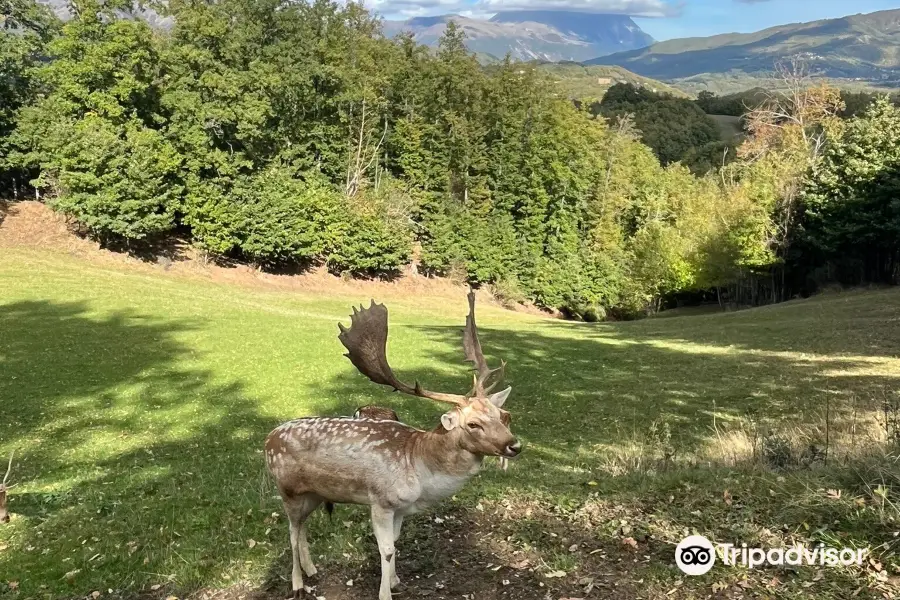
[48,116,183,242]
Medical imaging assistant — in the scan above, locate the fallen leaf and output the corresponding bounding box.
[247,539,257,549]
[544,570,566,579]
[150,585,161,591]
[622,537,638,550]
[568,543,579,552]
[345,579,353,587]
[91,591,101,599]
[8,582,19,591]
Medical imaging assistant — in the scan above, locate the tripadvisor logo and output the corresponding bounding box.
[675,535,869,575]
[676,535,716,575]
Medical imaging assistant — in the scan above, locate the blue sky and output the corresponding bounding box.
[636,0,900,41]
[376,0,900,39]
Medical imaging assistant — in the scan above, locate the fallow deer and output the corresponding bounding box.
[265,291,521,600]
[0,452,15,524]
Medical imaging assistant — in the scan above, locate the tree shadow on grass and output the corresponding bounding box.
[0,300,282,597]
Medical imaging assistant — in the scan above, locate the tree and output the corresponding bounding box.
[801,98,900,286]
[733,60,844,301]
[11,1,180,241]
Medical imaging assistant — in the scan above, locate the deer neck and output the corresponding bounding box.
[414,426,483,478]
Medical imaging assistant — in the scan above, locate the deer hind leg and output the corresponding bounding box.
[284,493,322,596]
[390,514,404,588]
[371,505,397,600]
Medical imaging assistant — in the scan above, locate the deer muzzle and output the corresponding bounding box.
[502,439,523,459]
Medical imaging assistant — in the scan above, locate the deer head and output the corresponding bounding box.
[0,452,15,524]
[338,289,520,461]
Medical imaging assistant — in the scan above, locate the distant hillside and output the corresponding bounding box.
[587,9,900,93]
[535,63,687,99]
[382,11,654,63]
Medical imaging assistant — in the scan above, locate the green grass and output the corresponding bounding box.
[2,248,900,599]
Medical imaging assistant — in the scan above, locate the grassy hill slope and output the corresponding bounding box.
[535,63,688,99]
[1,227,899,597]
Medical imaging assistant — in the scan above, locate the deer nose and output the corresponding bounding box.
[503,440,522,458]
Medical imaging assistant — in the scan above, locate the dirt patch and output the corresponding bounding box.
[191,505,642,600]
[0,200,559,314]
[0,200,102,256]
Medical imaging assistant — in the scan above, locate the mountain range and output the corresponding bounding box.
[589,9,900,93]
[382,11,654,63]
[32,1,900,95]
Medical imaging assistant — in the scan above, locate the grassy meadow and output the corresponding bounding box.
[2,246,900,599]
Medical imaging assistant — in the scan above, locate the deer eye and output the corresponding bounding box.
[467,422,482,431]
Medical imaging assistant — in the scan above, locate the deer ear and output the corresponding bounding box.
[488,386,512,408]
[440,410,461,431]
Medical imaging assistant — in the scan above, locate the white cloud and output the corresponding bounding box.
[475,0,681,17]
[372,0,682,19]
[369,0,473,18]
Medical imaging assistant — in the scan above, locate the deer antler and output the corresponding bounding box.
[2,451,12,488]
[338,300,468,406]
[462,289,506,397]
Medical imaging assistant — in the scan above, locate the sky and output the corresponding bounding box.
[375,0,900,40]
[635,0,900,41]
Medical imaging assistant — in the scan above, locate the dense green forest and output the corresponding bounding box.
[1,0,898,318]
[594,83,736,174]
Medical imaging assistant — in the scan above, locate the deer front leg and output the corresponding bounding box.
[371,505,397,600]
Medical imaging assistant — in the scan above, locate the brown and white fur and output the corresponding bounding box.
[265,293,520,600]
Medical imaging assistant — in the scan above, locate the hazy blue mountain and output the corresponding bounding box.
[587,9,900,90]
